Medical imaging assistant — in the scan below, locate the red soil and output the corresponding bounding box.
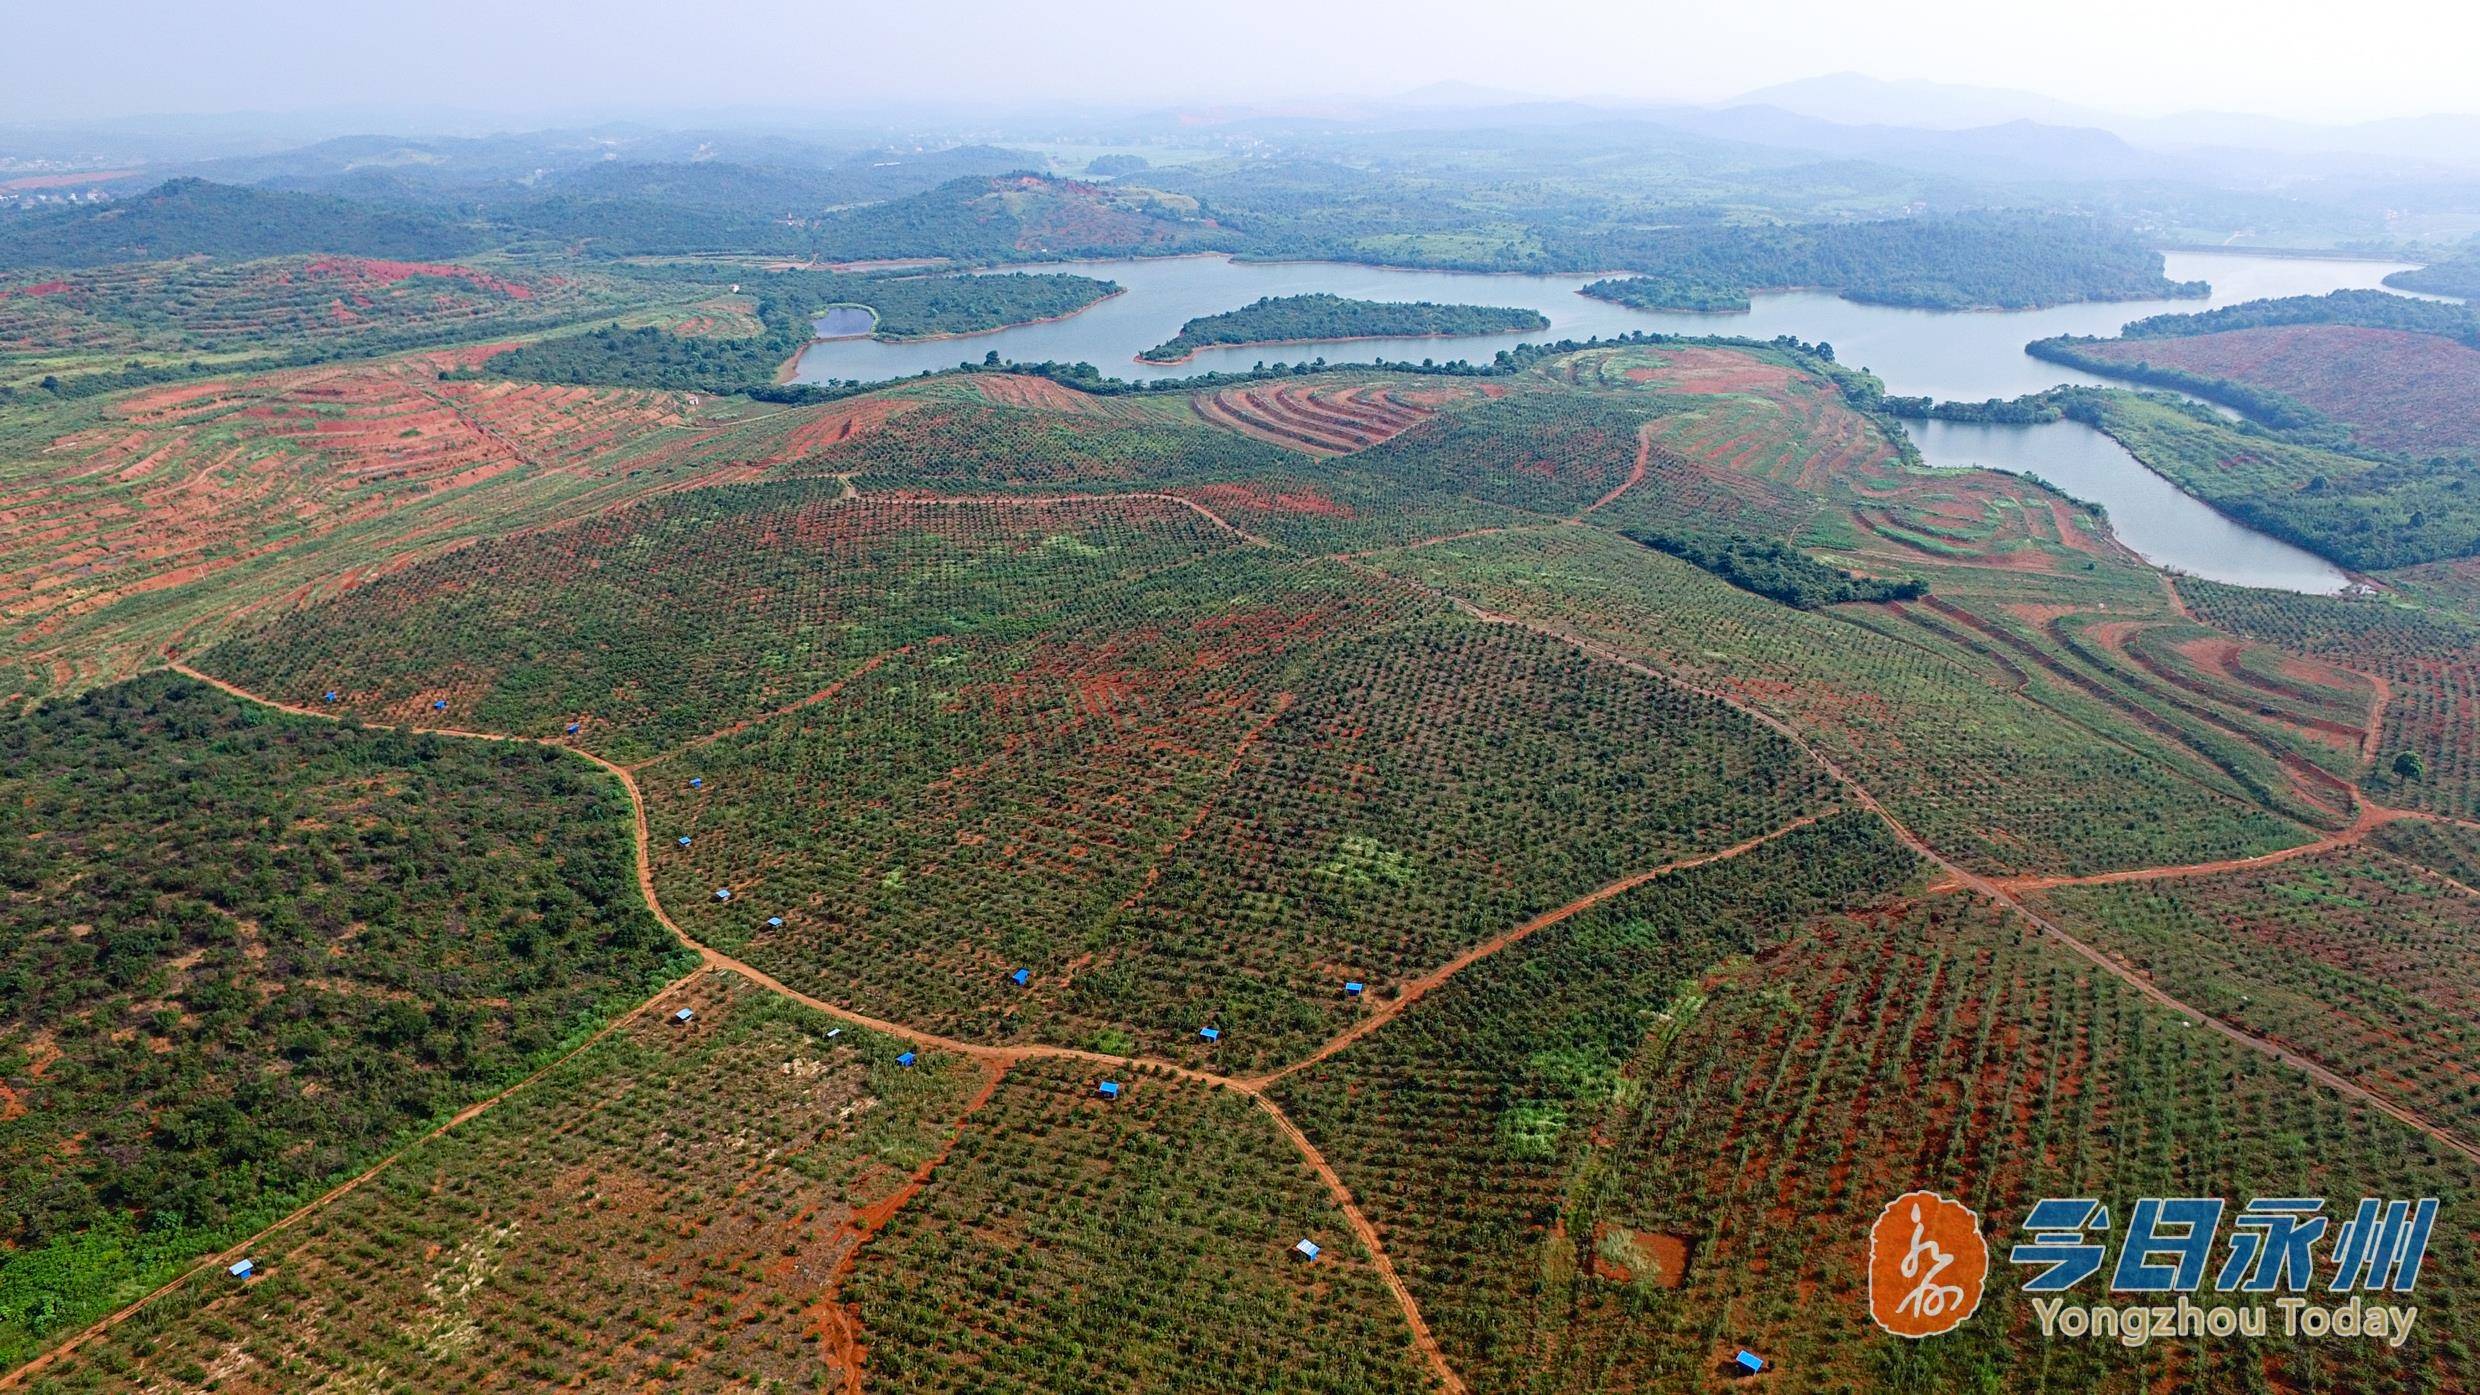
[1622,347,1799,394]
[1190,380,1494,456]
[2077,325,2480,453]
[299,256,536,300]
[1182,481,1354,518]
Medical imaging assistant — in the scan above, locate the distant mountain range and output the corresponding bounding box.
[1726,73,2480,173]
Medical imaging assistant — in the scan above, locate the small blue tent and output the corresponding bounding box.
[1098,1081,1121,1099]
[678,836,692,846]
[896,1051,917,1068]
[1293,1239,1320,1261]
[674,1008,695,1024]
[1344,981,1365,998]
[1734,1350,1766,1375]
[228,1259,255,1279]
[566,722,581,734]
[714,888,732,901]
[1199,1026,1221,1042]
[431,700,446,711]
[1010,968,1031,987]
[691,777,704,789]
[323,692,338,703]
[767,916,785,928]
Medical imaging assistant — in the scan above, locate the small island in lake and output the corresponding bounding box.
[1136,292,1550,363]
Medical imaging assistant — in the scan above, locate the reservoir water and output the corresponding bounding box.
[794,250,2425,592]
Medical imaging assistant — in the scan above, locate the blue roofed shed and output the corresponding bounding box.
[228,1259,254,1279]
[896,1051,917,1067]
[1292,1239,1320,1261]
[1734,1350,1766,1374]
[674,1008,695,1024]
[1344,981,1365,997]
[1010,968,1031,987]
[1199,1026,1220,1042]
[1098,1081,1121,1099]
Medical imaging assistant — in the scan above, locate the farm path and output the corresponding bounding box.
[627,643,918,771]
[870,488,1277,550]
[1570,421,1655,519]
[172,659,1878,1392]
[1946,795,2408,895]
[1247,812,1829,1089]
[1346,567,2480,1170]
[812,1058,1009,1395]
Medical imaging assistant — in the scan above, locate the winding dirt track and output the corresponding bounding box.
[1248,813,1828,1090]
[1345,573,2480,1170]
[1571,422,1654,520]
[26,496,2477,1391]
[168,659,1844,1393]
[147,656,1867,1394]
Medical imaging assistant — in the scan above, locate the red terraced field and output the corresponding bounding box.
[2073,324,2480,453]
[0,351,894,700]
[1191,379,1505,455]
[0,255,629,379]
[195,489,1251,760]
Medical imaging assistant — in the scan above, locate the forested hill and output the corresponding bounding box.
[0,179,486,269]
[1579,213,2204,311]
[2385,244,2480,299]
[807,172,1242,263]
[1137,294,1548,362]
[2087,289,2480,345]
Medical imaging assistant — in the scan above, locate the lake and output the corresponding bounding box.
[793,249,2423,592]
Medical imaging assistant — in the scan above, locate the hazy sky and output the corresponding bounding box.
[10,0,2474,126]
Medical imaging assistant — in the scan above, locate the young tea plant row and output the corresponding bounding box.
[1372,527,2309,877]
[2029,848,2480,1147]
[1276,821,2480,1393]
[198,487,1243,763]
[644,554,1837,1069]
[847,1057,1437,1395]
[2182,581,2480,819]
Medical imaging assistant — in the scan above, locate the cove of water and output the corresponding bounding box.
[1906,418,2351,594]
[794,249,2420,592]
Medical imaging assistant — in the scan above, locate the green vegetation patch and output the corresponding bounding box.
[1622,527,1924,608]
[0,673,686,1366]
[2066,390,2480,570]
[1570,212,2201,311]
[1137,293,1548,363]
